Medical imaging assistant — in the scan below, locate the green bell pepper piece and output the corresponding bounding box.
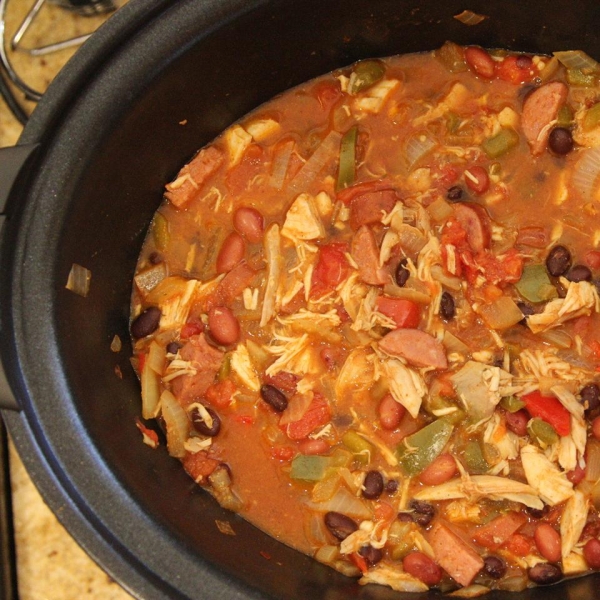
[348,60,385,94]
[337,126,358,191]
[482,128,520,159]
[500,395,526,413]
[290,455,330,481]
[396,419,454,475]
[527,418,559,447]
[462,440,489,475]
[342,430,373,465]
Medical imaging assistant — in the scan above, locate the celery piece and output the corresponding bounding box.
[482,128,520,159]
[290,455,330,481]
[435,41,468,73]
[348,60,385,94]
[461,440,489,475]
[584,103,600,131]
[515,264,558,303]
[396,419,454,475]
[527,418,559,446]
[342,430,373,465]
[556,105,574,127]
[336,126,358,191]
[500,395,526,413]
[152,212,170,251]
[566,68,596,87]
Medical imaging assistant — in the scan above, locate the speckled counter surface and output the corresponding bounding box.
[1,2,134,598]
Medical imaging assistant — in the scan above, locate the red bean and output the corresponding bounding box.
[233,206,264,243]
[378,394,405,430]
[505,409,529,437]
[216,231,245,274]
[298,438,329,455]
[419,453,457,486]
[207,306,240,345]
[464,166,490,194]
[593,416,600,440]
[567,463,586,485]
[583,538,600,569]
[403,552,443,586]
[534,523,561,563]
[464,46,496,79]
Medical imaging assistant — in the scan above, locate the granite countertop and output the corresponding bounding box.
[1,1,134,598]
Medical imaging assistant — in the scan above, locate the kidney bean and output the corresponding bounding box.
[545,245,572,277]
[216,231,245,274]
[464,46,496,79]
[403,552,443,586]
[439,291,456,320]
[418,453,457,486]
[395,258,410,287]
[583,538,600,569]
[298,438,329,455]
[534,523,561,563]
[324,512,358,541]
[191,404,221,437]
[166,341,182,355]
[567,264,593,283]
[208,306,240,346]
[359,545,383,567]
[260,384,288,412]
[567,463,586,485]
[362,470,384,500]
[592,416,600,440]
[505,409,529,437]
[233,206,264,243]
[131,306,161,339]
[516,54,533,70]
[483,555,506,579]
[378,393,405,430]
[528,563,562,585]
[464,165,490,194]
[581,383,600,413]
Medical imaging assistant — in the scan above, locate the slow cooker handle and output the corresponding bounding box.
[0,144,39,412]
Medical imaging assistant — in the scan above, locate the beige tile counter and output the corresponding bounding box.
[1,2,134,598]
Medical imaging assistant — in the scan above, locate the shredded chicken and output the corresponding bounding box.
[230,343,260,391]
[520,445,574,506]
[380,358,427,419]
[359,563,429,593]
[560,490,589,561]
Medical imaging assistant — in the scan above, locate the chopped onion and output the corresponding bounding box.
[269,139,294,190]
[453,9,487,26]
[306,486,371,519]
[314,544,339,564]
[383,283,431,304]
[554,50,600,72]
[141,360,161,419]
[306,513,331,546]
[430,264,462,291]
[279,392,312,425]
[134,262,167,296]
[449,585,491,598]
[572,147,600,199]
[146,340,166,374]
[585,439,600,482]
[209,467,243,511]
[427,197,454,223]
[161,389,189,458]
[443,330,470,354]
[110,335,122,353]
[65,263,91,297]
[396,223,427,253]
[478,296,523,330]
[405,134,436,170]
[538,328,573,349]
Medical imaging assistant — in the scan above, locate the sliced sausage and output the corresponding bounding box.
[428,522,484,587]
[378,329,448,370]
[351,225,388,285]
[213,262,256,306]
[453,203,490,254]
[521,82,568,155]
[349,189,398,230]
[165,146,224,208]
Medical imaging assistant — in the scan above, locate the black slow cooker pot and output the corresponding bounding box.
[2,0,600,598]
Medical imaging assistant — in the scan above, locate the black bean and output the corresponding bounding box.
[131,306,161,339]
[359,545,383,567]
[260,384,288,412]
[516,301,535,325]
[525,505,548,519]
[581,383,600,413]
[548,127,574,156]
[395,258,410,287]
[324,512,358,541]
[410,499,435,526]
[148,251,163,265]
[446,185,464,202]
[566,264,593,283]
[440,291,456,320]
[483,555,506,579]
[545,245,572,277]
[385,479,399,494]
[516,55,533,69]
[190,405,221,437]
[528,563,562,585]
[362,470,384,499]
[166,341,182,355]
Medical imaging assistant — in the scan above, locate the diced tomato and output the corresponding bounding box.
[589,340,600,360]
[374,501,396,523]
[181,451,219,481]
[473,512,527,550]
[310,243,350,298]
[521,390,571,436]
[441,219,469,249]
[284,394,331,440]
[138,352,147,374]
[350,552,369,574]
[503,533,537,557]
[496,55,535,85]
[314,81,343,111]
[135,418,159,448]
[376,296,421,329]
[180,320,204,339]
[270,446,295,462]
[205,379,236,408]
[233,414,255,425]
[226,144,266,195]
[433,163,460,189]
[585,250,600,270]
[476,248,523,285]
